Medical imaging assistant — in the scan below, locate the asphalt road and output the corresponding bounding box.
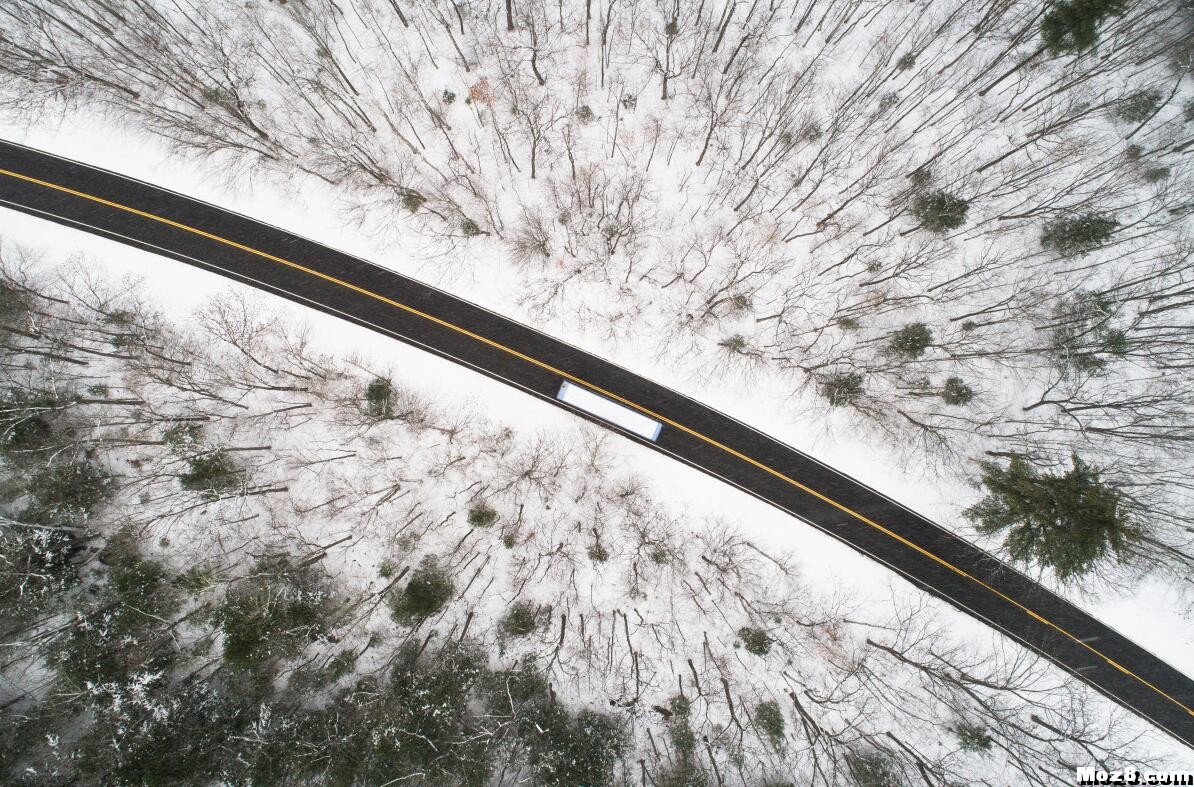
[2,138,1192,749]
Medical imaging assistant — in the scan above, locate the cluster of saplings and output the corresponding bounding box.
[0,523,628,785]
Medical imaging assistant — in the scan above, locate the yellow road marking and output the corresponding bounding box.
[2,164,1191,721]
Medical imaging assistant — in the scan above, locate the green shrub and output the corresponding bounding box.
[1041,0,1126,55]
[220,563,330,670]
[666,699,698,762]
[954,721,994,752]
[23,460,112,525]
[400,189,426,212]
[502,599,544,637]
[1041,213,1118,256]
[391,559,454,621]
[480,661,625,786]
[821,371,864,407]
[365,377,394,418]
[180,449,242,495]
[78,677,252,785]
[755,700,786,748]
[0,279,31,321]
[1143,166,1171,183]
[468,503,498,527]
[1049,291,1124,373]
[889,323,933,359]
[847,751,905,787]
[532,708,626,786]
[461,218,483,236]
[0,389,62,457]
[940,376,975,406]
[163,422,202,450]
[719,334,747,353]
[1116,89,1162,124]
[49,537,177,688]
[911,190,969,232]
[738,626,772,656]
[588,542,611,563]
[895,53,916,71]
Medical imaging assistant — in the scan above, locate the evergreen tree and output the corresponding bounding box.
[964,455,1140,581]
[821,371,864,407]
[1041,214,1118,256]
[220,562,331,670]
[22,460,112,525]
[889,323,934,359]
[391,558,454,621]
[1040,0,1126,55]
[365,377,395,418]
[847,751,905,787]
[1116,89,1162,124]
[911,190,969,232]
[738,626,773,655]
[940,377,975,406]
[754,700,786,749]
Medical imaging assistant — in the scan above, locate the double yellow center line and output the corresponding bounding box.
[2,164,1191,725]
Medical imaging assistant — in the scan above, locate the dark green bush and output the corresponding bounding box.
[400,189,426,212]
[940,376,975,406]
[755,700,786,749]
[1041,214,1118,256]
[954,721,994,752]
[1116,89,1162,124]
[847,751,905,787]
[390,559,454,621]
[0,390,59,456]
[1143,166,1171,183]
[364,377,394,418]
[468,503,498,527]
[889,323,933,359]
[738,626,773,656]
[911,190,969,232]
[1041,0,1125,55]
[49,538,177,688]
[1049,291,1124,373]
[22,460,112,525]
[502,599,543,637]
[179,449,242,495]
[461,218,483,236]
[220,563,330,670]
[821,371,864,407]
[163,422,202,450]
[0,527,79,625]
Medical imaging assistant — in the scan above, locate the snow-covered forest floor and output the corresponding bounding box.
[0,246,1188,784]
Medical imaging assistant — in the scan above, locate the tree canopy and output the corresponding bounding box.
[964,454,1140,581]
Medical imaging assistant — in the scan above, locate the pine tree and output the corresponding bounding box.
[1040,0,1126,55]
[889,323,934,359]
[940,377,975,406]
[821,371,864,407]
[1041,214,1118,256]
[911,190,969,232]
[964,455,1139,581]
[364,377,394,418]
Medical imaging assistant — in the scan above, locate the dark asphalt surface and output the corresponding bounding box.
[2,138,1192,749]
